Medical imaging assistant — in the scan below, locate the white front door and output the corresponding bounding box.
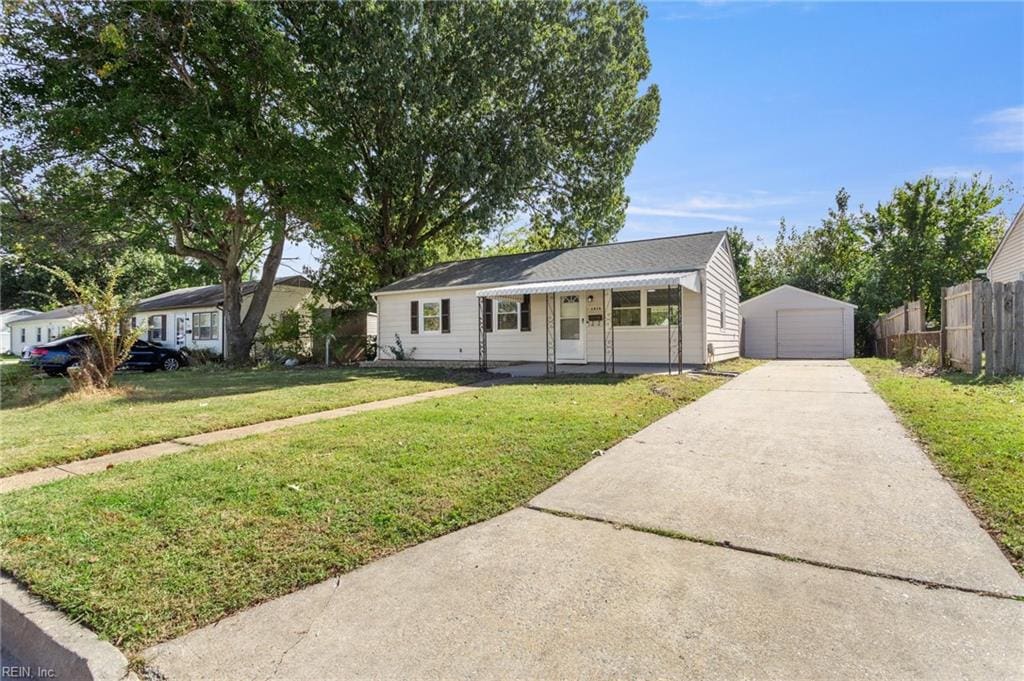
[175,315,189,347]
[556,294,586,363]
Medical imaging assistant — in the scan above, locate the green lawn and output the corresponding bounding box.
[0,373,727,651]
[852,359,1024,571]
[0,366,481,476]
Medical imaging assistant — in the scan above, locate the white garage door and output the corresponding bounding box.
[777,309,845,359]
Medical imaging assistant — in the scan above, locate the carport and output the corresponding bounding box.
[739,285,856,359]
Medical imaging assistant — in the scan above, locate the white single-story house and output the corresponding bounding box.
[987,205,1023,283]
[0,308,41,354]
[739,285,856,359]
[7,276,315,357]
[372,231,740,371]
[6,304,87,355]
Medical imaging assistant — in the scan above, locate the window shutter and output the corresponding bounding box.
[410,301,419,334]
[520,294,531,331]
[441,299,451,334]
[483,298,493,332]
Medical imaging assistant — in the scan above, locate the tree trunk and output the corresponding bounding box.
[221,265,247,365]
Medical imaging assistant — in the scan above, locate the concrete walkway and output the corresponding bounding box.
[0,384,485,494]
[145,360,1024,679]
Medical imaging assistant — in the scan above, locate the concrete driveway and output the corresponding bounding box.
[146,360,1024,680]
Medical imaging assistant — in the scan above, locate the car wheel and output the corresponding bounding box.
[162,356,181,372]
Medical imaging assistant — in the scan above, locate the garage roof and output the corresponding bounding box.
[739,285,857,310]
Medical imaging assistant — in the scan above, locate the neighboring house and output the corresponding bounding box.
[7,276,315,358]
[372,231,740,368]
[0,308,41,354]
[131,275,314,356]
[7,305,87,356]
[739,285,856,359]
[987,205,1024,283]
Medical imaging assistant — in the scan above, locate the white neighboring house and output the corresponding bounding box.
[0,308,41,354]
[131,275,315,356]
[987,205,1024,283]
[739,285,856,359]
[7,275,315,358]
[7,305,86,356]
[371,231,740,369]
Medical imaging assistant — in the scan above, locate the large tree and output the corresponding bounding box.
[861,175,1003,320]
[2,1,311,362]
[282,0,660,303]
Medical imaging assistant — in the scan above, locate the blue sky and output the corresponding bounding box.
[622,1,1024,247]
[283,1,1024,272]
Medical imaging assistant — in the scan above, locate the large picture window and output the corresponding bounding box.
[646,288,679,327]
[421,301,441,333]
[193,311,219,340]
[612,290,642,327]
[495,300,519,330]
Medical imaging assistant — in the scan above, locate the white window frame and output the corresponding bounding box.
[719,289,727,328]
[420,299,442,334]
[193,311,220,340]
[493,299,521,333]
[645,288,679,327]
[611,289,643,328]
[20,328,25,343]
[612,288,682,329]
[35,327,41,342]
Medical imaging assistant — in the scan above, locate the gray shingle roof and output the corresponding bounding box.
[375,231,727,294]
[12,304,87,322]
[135,275,311,312]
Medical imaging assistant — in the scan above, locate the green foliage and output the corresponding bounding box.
[384,334,416,361]
[742,178,1005,354]
[3,1,310,362]
[254,310,308,362]
[284,0,660,304]
[42,264,145,391]
[725,227,755,300]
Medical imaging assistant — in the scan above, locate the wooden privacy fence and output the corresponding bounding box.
[873,300,937,360]
[939,279,1023,375]
[875,280,1023,376]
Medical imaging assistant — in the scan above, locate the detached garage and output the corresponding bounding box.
[740,285,856,359]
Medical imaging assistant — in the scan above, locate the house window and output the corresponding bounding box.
[148,315,166,342]
[495,300,519,331]
[719,290,727,328]
[193,312,219,340]
[646,288,679,327]
[612,290,642,327]
[35,328,41,342]
[421,301,441,333]
[20,328,25,343]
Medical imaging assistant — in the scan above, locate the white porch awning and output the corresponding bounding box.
[475,271,701,298]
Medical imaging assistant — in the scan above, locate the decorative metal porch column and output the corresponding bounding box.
[545,292,557,375]
[676,284,684,372]
[478,297,487,370]
[603,288,615,374]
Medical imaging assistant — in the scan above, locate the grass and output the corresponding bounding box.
[0,372,727,651]
[0,366,481,476]
[851,358,1024,571]
[711,357,765,374]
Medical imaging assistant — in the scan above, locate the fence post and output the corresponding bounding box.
[982,282,995,377]
[1015,280,1024,375]
[971,279,983,375]
[939,287,947,367]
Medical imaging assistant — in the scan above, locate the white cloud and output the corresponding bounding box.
[975,106,1024,153]
[626,191,801,224]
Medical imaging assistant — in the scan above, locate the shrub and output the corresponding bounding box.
[384,334,415,360]
[255,310,309,362]
[918,345,941,368]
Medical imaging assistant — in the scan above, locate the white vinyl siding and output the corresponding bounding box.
[987,217,1024,283]
[377,286,706,365]
[703,238,741,362]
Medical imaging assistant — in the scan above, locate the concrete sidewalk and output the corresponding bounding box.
[0,384,485,494]
[144,360,1024,679]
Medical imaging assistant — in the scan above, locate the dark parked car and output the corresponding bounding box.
[23,335,188,376]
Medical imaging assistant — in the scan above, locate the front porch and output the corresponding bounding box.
[476,271,703,375]
[490,362,701,378]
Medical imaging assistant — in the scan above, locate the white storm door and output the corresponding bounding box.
[556,294,586,362]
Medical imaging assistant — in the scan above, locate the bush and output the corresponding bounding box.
[918,345,941,368]
[1,363,41,406]
[255,310,309,362]
[384,334,415,360]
